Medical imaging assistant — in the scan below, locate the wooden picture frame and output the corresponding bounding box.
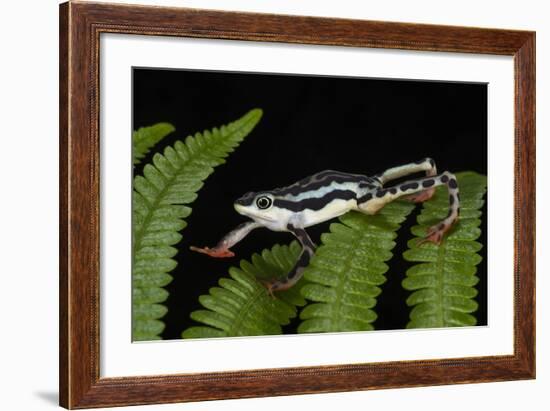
[59,1,535,408]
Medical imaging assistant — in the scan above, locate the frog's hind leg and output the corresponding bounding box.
[375,157,438,203]
[262,224,316,296]
[358,171,460,245]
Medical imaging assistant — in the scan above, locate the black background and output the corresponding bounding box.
[133,68,488,340]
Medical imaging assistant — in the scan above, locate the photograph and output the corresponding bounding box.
[53,1,537,408]
[131,68,488,341]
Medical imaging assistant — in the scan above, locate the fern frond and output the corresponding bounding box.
[182,242,306,339]
[132,109,263,341]
[132,122,175,165]
[402,171,487,329]
[298,201,415,333]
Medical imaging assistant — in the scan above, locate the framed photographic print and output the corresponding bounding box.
[59,1,535,408]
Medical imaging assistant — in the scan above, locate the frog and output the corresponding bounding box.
[190,158,460,296]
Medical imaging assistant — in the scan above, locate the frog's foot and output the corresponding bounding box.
[405,187,435,203]
[417,221,453,246]
[189,245,235,258]
[259,279,278,299]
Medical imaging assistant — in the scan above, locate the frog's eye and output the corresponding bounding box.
[256,196,273,210]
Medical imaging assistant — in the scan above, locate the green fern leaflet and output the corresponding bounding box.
[182,242,308,339]
[298,201,415,333]
[132,122,175,165]
[132,109,263,341]
[402,171,487,329]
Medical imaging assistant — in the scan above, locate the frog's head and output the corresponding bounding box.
[233,191,279,223]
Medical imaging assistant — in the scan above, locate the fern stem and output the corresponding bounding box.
[228,284,267,336]
[436,243,445,326]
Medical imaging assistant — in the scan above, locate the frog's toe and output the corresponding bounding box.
[266,287,276,299]
[418,229,443,245]
[189,246,235,258]
[258,279,278,299]
[417,222,451,246]
[405,187,435,203]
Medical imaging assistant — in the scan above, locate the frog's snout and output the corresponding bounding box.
[234,198,247,206]
[234,191,255,207]
[233,203,247,214]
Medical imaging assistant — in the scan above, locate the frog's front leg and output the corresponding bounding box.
[262,223,316,297]
[358,171,460,245]
[190,221,262,258]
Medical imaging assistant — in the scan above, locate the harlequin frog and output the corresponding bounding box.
[191,158,460,295]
